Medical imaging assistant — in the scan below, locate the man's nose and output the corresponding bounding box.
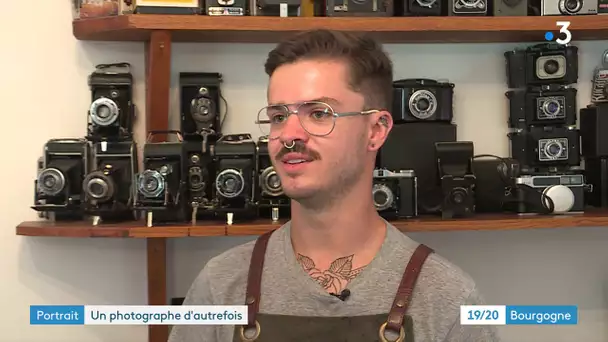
[279,113,309,143]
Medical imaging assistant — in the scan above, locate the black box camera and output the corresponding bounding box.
[256,136,290,221]
[212,133,257,221]
[179,72,223,145]
[392,78,454,123]
[87,63,135,141]
[436,141,476,219]
[372,168,417,219]
[505,43,579,88]
[134,131,189,225]
[326,0,394,16]
[32,139,90,221]
[82,140,138,224]
[508,125,581,170]
[506,85,577,129]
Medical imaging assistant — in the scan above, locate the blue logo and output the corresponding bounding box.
[545,32,554,41]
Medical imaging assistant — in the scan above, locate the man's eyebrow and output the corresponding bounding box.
[269,97,341,106]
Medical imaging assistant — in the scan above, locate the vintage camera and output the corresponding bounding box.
[207,0,248,15]
[436,141,476,219]
[256,136,290,221]
[513,174,586,214]
[372,169,417,219]
[134,131,188,226]
[32,139,90,220]
[448,0,487,15]
[473,157,521,213]
[326,0,394,16]
[82,140,138,224]
[505,43,579,88]
[213,133,257,221]
[492,0,528,15]
[250,0,301,15]
[591,50,608,104]
[402,0,445,16]
[392,79,454,123]
[184,140,216,224]
[506,84,577,129]
[179,72,223,148]
[87,63,135,141]
[133,0,202,14]
[541,0,598,15]
[509,125,580,170]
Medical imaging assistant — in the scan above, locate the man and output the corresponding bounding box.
[169,29,499,342]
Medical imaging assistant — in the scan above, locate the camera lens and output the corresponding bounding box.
[190,97,215,123]
[416,0,436,6]
[372,184,394,211]
[188,167,204,191]
[138,170,165,198]
[563,0,581,11]
[545,141,563,157]
[450,188,467,204]
[543,60,559,75]
[83,172,115,202]
[260,167,284,197]
[416,98,430,111]
[89,97,119,127]
[37,168,65,196]
[408,90,437,120]
[542,99,562,117]
[216,169,245,198]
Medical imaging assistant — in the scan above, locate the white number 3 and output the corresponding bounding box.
[556,21,572,45]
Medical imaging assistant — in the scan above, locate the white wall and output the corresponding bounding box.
[3,1,608,342]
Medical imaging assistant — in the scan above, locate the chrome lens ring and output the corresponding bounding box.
[188,167,205,191]
[90,97,119,127]
[542,98,562,118]
[215,169,245,199]
[372,184,394,211]
[37,168,66,197]
[138,170,165,198]
[543,140,565,160]
[260,166,283,197]
[408,90,437,120]
[190,96,216,123]
[83,172,115,202]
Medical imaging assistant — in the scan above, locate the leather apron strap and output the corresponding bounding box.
[244,230,275,330]
[381,244,434,340]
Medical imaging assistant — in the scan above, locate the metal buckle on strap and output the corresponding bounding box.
[240,320,261,341]
[379,321,405,342]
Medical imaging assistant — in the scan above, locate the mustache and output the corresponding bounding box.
[275,140,321,161]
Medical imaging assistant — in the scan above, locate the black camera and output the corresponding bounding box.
[513,173,586,214]
[184,140,216,224]
[473,157,521,213]
[326,0,394,16]
[212,133,257,221]
[372,168,417,219]
[251,0,301,15]
[402,0,444,16]
[509,125,580,170]
[447,0,488,15]
[206,0,248,15]
[436,141,476,219]
[32,139,90,220]
[256,136,290,221]
[506,85,577,129]
[179,72,223,147]
[392,78,454,123]
[82,141,138,224]
[134,132,188,225]
[87,63,135,141]
[505,43,579,88]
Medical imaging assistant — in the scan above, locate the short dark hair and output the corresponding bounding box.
[264,29,393,110]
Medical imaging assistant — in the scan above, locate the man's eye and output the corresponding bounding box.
[271,114,286,123]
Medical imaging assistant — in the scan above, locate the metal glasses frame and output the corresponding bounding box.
[255,101,380,138]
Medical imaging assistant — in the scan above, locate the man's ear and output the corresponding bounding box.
[368,111,393,152]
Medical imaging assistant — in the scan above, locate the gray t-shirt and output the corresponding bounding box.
[169,222,499,342]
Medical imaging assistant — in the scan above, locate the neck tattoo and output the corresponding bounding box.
[296,254,366,294]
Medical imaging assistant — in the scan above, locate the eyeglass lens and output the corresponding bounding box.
[257,102,335,138]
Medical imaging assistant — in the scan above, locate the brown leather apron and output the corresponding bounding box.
[234,229,434,342]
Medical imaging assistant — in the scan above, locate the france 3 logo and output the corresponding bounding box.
[544,22,572,45]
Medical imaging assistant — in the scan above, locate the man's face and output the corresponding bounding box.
[266,59,370,204]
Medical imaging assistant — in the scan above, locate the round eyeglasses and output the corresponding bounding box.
[255,101,379,139]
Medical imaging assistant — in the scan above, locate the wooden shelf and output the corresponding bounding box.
[72,14,608,44]
[16,211,608,238]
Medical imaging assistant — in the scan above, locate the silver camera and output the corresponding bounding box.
[541,0,598,15]
[372,169,417,219]
[536,96,566,120]
[515,174,586,213]
[538,138,569,162]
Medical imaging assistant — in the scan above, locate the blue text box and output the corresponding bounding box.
[30,305,85,325]
[506,305,578,325]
